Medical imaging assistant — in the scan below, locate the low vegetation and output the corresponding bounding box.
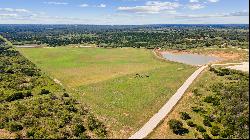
[168,119,189,135]
[149,67,249,139]
[17,46,196,138]
[0,36,107,139]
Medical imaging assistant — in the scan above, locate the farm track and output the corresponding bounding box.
[129,65,208,139]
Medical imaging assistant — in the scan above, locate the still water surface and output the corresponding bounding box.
[162,52,220,66]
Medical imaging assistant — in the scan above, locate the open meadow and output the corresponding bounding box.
[17,47,196,138]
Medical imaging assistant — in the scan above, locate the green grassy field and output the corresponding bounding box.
[17,47,196,138]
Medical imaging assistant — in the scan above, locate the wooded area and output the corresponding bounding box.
[0,24,248,49]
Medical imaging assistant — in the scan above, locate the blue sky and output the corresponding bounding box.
[0,0,249,24]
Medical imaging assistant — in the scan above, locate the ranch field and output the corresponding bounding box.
[17,47,196,138]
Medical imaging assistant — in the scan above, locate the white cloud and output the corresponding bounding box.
[97,4,106,8]
[79,4,89,7]
[0,13,17,18]
[117,1,180,14]
[188,4,205,10]
[44,1,68,5]
[226,11,249,17]
[176,11,249,19]
[207,0,219,3]
[0,8,30,13]
[190,0,199,3]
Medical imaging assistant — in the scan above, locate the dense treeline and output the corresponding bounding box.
[0,36,107,139]
[0,24,248,49]
[168,67,249,139]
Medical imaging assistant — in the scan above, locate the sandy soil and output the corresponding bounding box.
[226,62,249,72]
[15,44,39,48]
[158,48,246,62]
[0,129,15,139]
[54,78,63,86]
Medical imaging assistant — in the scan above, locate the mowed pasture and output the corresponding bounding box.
[17,47,196,138]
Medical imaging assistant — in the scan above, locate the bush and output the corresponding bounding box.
[168,119,189,135]
[196,125,206,132]
[203,96,213,103]
[220,129,233,138]
[193,89,200,96]
[187,121,196,127]
[74,124,86,136]
[63,92,69,97]
[78,133,90,139]
[211,126,220,136]
[180,112,191,120]
[168,119,183,130]
[204,96,220,106]
[203,119,212,127]
[202,133,211,139]
[210,67,231,76]
[23,68,36,76]
[205,115,215,122]
[6,92,24,101]
[95,127,108,138]
[192,106,206,113]
[23,91,33,97]
[67,105,78,112]
[40,89,50,95]
[26,128,36,138]
[87,115,107,137]
[7,122,23,132]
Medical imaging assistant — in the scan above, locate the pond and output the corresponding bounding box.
[162,52,220,66]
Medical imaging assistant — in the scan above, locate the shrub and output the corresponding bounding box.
[204,96,214,103]
[67,105,78,112]
[203,119,212,127]
[220,129,233,138]
[211,126,220,136]
[7,122,23,132]
[78,133,90,139]
[22,116,37,127]
[23,91,32,97]
[63,92,69,97]
[187,121,196,127]
[193,89,200,96]
[168,119,189,135]
[6,92,24,101]
[87,115,107,137]
[26,128,36,138]
[95,127,108,138]
[204,96,220,106]
[205,115,215,122]
[192,106,207,113]
[40,89,50,95]
[196,125,206,132]
[73,124,86,136]
[23,68,36,76]
[202,133,211,139]
[168,119,183,130]
[212,98,220,106]
[14,132,23,139]
[180,112,191,120]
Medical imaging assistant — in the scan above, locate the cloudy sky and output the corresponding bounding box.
[0,0,249,24]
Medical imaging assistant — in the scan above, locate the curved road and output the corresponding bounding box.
[129,65,208,139]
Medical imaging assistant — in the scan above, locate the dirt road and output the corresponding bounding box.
[129,65,208,139]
